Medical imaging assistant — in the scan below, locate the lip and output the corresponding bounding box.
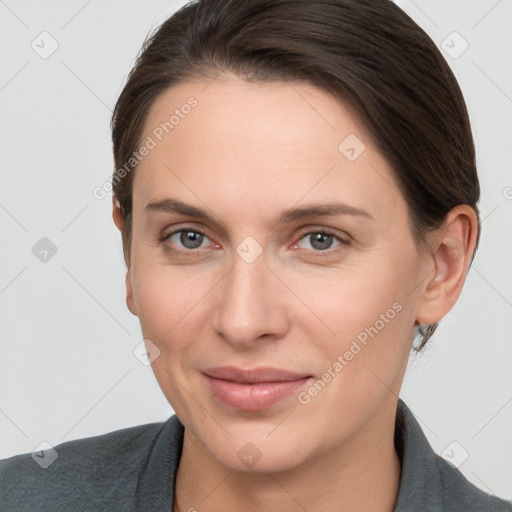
[202,366,312,411]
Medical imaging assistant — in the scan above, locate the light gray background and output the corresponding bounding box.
[1,0,511,500]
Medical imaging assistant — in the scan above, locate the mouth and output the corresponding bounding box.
[202,366,313,411]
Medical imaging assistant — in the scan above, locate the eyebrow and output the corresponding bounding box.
[145,198,374,223]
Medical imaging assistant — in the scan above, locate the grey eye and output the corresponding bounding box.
[298,232,341,251]
[171,230,206,249]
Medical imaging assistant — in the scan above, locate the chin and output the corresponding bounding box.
[206,431,311,474]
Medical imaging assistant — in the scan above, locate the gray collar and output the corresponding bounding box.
[393,398,443,511]
[136,400,484,511]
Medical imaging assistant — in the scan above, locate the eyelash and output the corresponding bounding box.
[159,227,214,255]
[159,226,349,257]
[293,229,349,257]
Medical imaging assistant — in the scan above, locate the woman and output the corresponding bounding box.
[1,0,510,510]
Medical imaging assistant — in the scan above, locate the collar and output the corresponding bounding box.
[136,399,443,511]
[393,398,443,511]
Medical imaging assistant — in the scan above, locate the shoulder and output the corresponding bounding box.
[0,417,181,512]
[394,399,512,512]
[435,455,512,511]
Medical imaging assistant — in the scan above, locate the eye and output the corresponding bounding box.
[161,228,215,251]
[293,230,347,254]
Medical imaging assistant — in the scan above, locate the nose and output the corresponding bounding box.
[212,249,289,348]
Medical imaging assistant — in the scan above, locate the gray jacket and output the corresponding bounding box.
[1,399,511,511]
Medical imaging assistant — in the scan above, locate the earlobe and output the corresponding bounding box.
[426,274,443,290]
[125,271,138,317]
[112,196,123,231]
[415,205,478,325]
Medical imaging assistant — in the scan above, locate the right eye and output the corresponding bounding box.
[161,227,215,252]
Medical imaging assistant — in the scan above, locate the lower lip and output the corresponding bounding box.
[203,374,311,411]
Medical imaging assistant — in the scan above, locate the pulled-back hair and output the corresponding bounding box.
[111,0,480,350]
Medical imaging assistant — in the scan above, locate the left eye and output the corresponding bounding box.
[295,231,344,252]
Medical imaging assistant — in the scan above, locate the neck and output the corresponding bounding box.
[174,400,401,512]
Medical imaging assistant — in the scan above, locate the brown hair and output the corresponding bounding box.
[111,0,480,350]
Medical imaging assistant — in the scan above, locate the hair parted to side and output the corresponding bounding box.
[111,0,480,351]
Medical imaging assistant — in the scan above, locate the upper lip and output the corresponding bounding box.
[203,366,311,384]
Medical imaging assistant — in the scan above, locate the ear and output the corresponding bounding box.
[112,196,123,231]
[415,204,478,325]
[113,197,137,316]
[125,270,138,317]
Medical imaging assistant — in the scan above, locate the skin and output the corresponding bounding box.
[112,73,477,512]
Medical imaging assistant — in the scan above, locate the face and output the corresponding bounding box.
[125,74,430,472]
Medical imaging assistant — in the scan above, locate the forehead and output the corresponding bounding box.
[142,74,368,159]
[133,75,404,222]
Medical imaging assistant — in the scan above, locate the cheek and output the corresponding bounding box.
[289,261,412,342]
[293,271,415,430]
[130,259,216,352]
[288,251,418,394]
